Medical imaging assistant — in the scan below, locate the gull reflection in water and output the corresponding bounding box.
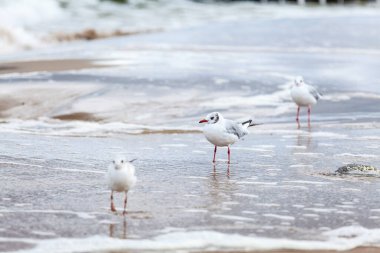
[109,218,127,239]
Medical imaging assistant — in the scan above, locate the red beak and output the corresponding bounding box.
[199,119,208,123]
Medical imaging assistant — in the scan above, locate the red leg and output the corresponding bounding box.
[308,106,311,128]
[296,106,300,129]
[110,190,116,212]
[213,146,217,163]
[227,146,231,164]
[123,191,128,215]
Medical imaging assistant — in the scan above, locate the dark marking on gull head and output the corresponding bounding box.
[295,76,304,87]
[206,112,220,124]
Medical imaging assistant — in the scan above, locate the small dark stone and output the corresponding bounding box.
[336,164,378,174]
[101,0,128,4]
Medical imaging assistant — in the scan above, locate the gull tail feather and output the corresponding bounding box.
[241,119,262,128]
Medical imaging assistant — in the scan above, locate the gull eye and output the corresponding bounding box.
[121,160,124,163]
[210,117,214,120]
[112,161,115,164]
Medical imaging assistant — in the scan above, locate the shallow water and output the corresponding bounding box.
[0,124,380,252]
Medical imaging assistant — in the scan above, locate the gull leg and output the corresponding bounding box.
[213,146,217,163]
[109,223,115,237]
[227,146,231,164]
[308,106,311,128]
[123,191,128,215]
[110,190,116,212]
[122,219,127,239]
[296,106,300,129]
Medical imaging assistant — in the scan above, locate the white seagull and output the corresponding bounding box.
[290,76,322,128]
[106,156,137,215]
[199,112,258,164]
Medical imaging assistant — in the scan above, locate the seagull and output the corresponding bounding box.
[290,76,322,128]
[106,156,137,215]
[199,112,259,164]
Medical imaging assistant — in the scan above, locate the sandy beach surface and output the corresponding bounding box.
[1,3,380,253]
[0,125,380,253]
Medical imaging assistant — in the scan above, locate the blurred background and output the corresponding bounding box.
[1,0,379,54]
[0,0,379,134]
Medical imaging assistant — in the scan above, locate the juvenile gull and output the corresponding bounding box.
[106,156,137,215]
[199,112,258,164]
[290,76,322,128]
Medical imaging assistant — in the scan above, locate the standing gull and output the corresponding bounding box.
[106,156,137,215]
[290,76,322,128]
[199,112,258,164]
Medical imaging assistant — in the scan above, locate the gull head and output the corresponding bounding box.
[199,112,221,124]
[112,156,130,170]
[294,76,304,86]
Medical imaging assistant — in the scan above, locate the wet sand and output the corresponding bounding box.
[0,59,104,74]
[207,249,380,253]
[191,248,380,253]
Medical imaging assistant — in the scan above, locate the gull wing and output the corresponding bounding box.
[224,120,248,139]
[307,84,322,100]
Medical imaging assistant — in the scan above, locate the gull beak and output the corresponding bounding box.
[199,119,208,123]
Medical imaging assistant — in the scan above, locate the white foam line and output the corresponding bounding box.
[304,208,338,213]
[293,153,324,157]
[50,168,105,174]
[336,211,354,215]
[211,214,255,222]
[0,161,43,168]
[237,181,277,186]
[303,214,319,218]
[334,153,378,158]
[233,193,259,199]
[192,150,207,154]
[184,176,208,180]
[341,188,362,192]
[125,44,380,56]
[283,180,331,185]
[286,145,307,149]
[289,164,313,168]
[233,147,273,152]
[183,209,208,213]
[0,209,97,219]
[276,185,309,190]
[7,226,380,253]
[255,203,281,207]
[263,214,295,221]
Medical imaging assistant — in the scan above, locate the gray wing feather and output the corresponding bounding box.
[224,120,248,139]
[307,85,322,100]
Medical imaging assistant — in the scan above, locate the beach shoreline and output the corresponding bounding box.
[1,5,380,252]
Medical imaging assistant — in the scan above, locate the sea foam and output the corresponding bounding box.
[8,226,380,253]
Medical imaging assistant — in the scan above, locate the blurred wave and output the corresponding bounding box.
[0,0,259,53]
[1,0,379,54]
